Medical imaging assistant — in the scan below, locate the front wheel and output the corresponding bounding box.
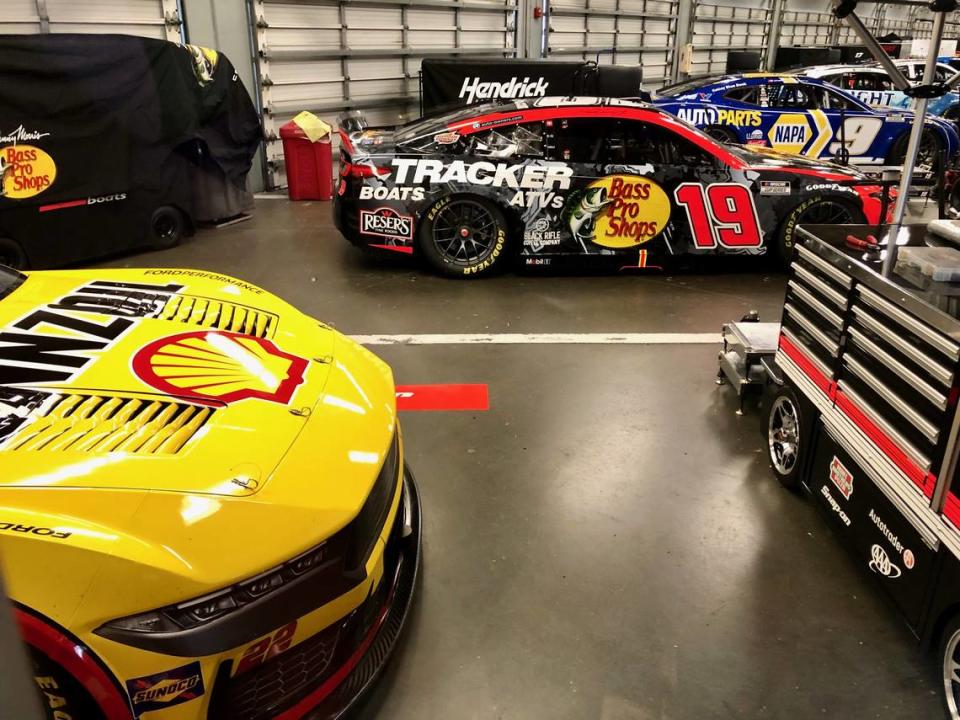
[29,649,106,720]
[417,196,510,278]
[0,237,27,269]
[775,197,865,267]
[765,385,804,490]
[940,615,960,719]
[149,206,185,250]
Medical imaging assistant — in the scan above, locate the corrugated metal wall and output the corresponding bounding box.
[0,0,182,40]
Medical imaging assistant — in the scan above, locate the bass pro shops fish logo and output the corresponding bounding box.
[564,175,672,249]
[0,127,56,200]
[132,330,308,405]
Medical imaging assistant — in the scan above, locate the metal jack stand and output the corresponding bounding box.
[832,0,960,277]
[717,315,782,415]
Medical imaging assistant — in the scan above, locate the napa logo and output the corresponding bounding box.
[768,114,811,154]
[132,330,309,405]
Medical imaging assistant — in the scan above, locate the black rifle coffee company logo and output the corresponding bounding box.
[459,76,549,105]
[360,207,413,240]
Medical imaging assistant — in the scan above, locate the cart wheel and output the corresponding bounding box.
[765,385,804,489]
[940,615,960,720]
[150,206,185,250]
[0,237,27,269]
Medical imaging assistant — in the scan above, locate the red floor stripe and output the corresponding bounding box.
[38,199,86,213]
[396,384,488,411]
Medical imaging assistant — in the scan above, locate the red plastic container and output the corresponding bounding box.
[279,120,332,200]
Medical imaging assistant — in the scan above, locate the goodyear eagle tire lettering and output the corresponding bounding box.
[30,651,105,720]
[418,196,511,278]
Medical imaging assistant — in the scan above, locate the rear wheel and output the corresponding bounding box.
[704,126,737,143]
[765,385,804,490]
[0,237,27,269]
[775,197,864,267]
[888,128,943,171]
[150,206,185,250]
[417,196,510,278]
[940,615,960,720]
[29,649,106,720]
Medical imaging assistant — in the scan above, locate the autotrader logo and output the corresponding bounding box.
[868,543,901,579]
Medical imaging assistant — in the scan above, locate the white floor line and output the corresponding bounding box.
[351,332,722,345]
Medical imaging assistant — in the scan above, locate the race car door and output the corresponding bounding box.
[549,115,763,259]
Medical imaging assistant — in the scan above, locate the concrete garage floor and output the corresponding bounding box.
[97,199,941,719]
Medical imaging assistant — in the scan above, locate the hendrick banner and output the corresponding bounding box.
[421,58,642,115]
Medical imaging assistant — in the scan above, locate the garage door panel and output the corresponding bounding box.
[255,0,517,188]
[0,0,179,41]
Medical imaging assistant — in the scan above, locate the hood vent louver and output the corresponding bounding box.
[158,296,277,338]
[2,394,213,455]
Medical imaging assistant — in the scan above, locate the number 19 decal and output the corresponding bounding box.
[674,183,762,248]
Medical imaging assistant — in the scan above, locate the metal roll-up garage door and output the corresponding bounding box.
[546,0,679,87]
[0,0,182,40]
[252,0,519,189]
[688,0,769,79]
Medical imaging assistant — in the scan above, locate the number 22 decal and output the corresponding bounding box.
[236,621,297,675]
[674,183,763,248]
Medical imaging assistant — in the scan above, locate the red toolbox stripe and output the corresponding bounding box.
[396,384,489,411]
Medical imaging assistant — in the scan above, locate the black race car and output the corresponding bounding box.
[333,97,890,277]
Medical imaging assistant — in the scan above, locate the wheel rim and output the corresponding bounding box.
[795,200,856,226]
[916,133,939,170]
[945,630,960,719]
[706,128,732,143]
[768,395,800,475]
[431,200,498,266]
[154,214,177,240]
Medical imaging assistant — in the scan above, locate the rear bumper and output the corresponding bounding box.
[207,466,421,720]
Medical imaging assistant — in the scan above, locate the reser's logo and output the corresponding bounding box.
[361,207,413,240]
[459,76,549,105]
[132,330,308,406]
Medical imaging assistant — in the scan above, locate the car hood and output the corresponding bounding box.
[732,144,870,179]
[0,269,386,497]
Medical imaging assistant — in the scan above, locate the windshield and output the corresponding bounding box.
[658,76,722,97]
[0,265,25,300]
[394,102,512,143]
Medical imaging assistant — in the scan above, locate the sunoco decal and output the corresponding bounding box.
[565,175,671,249]
[0,144,56,200]
[132,330,308,405]
[0,280,183,387]
[126,662,204,715]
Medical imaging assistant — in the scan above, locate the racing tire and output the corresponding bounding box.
[0,237,27,269]
[765,385,804,490]
[416,195,510,278]
[774,197,865,268]
[888,128,943,172]
[149,206,185,250]
[29,648,107,720]
[940,614,960,720]
[704,126,737,144]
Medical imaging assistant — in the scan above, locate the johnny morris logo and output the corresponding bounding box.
[459,76,549,105]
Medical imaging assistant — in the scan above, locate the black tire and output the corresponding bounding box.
[0,237,27,269]
[939,614,960,720]
[416,195,510,278]
[888,127,943,171]
[29,648,106,720]
[775,196,865,268]
[704,126,737,143]
[149,206,185,250]
[765,384,804,490]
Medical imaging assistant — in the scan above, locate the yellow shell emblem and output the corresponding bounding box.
[132,331,308,405]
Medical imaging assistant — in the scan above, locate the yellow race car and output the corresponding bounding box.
[0,264,420,720]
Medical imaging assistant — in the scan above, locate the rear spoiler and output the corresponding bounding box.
[338,110,368,134]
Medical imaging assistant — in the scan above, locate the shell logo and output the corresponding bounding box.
[767,114,812,155]
[567,175,671,249]
[132,331,308,405]
[0,145,56,199]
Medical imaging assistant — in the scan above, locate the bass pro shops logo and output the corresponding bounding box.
[459,76,549,105]
[132,330,308,406]
[0,145,56,200]
[361,207,413,240]
[126,662,205,714]
[566,175,672,249]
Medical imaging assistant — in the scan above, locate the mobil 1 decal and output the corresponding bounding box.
[564,175,672,249]
[0,279,182,387]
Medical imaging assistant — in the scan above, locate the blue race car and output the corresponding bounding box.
[654,73,959,170]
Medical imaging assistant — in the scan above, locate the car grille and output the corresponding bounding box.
[207,435,402,720]
[157,295,277,338]
[0,393,212,454]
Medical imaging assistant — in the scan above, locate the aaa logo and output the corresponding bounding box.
[132,330,308,405]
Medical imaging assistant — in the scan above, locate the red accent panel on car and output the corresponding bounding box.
[396,383,489,411]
